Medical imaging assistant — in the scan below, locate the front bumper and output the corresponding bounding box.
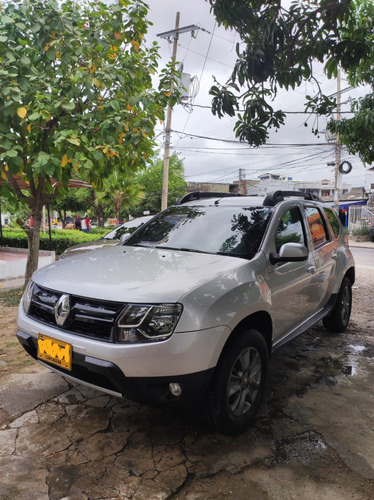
[17,329,215,406]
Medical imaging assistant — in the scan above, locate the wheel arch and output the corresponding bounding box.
[221,311,273,360]
[345,266,355,286]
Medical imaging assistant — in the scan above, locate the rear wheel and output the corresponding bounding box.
[322,277,352,333]
[208,329,269,435]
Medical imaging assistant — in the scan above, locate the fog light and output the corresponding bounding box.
[169,382,182,397]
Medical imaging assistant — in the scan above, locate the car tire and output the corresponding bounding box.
[322,277,352,333]
[208,329,269,435]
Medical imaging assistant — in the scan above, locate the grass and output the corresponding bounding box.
[0,287,23,307]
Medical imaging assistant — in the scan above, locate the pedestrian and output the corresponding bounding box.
[84,214,90,233]
[74,214,82,230]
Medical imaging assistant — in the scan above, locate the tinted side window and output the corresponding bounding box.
[323,207,340,238]
[305,207,329,247]
[275,207,305,253]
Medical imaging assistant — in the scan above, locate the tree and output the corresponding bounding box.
[96,171,145,223]
[208,0,374,163]
[0,0,177,285]
[132,153,187,216]
[327,0,374,164]
[52,187,93,228]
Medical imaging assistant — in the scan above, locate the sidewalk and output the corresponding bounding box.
[348,239,374,249]
[0,247,55,290]
[0,276,25,290]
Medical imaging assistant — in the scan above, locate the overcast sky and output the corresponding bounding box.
[144,0,369,188]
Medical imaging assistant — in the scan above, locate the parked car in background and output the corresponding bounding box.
[370,222,374,242]
[17,191,355,434]
[60,215,154,259]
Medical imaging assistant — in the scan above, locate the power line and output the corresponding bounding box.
[171,129,332,146]
[189,103,356,115]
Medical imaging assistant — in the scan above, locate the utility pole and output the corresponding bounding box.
[334,69,342,214]
[157,16,200,211]
[239,168,246,195]
[160,12,179,212]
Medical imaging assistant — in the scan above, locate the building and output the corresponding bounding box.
[186,173,371,208]
[238,173,353,200]
[186,181,239,195]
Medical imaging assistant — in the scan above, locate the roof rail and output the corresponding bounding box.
[176,191,242,205]
[263,190,322,207]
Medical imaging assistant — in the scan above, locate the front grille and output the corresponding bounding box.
[28,284,124,342]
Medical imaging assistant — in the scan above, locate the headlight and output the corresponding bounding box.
[22,280,34,314]
[117,303,182,343]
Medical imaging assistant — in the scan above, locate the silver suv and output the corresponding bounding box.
[17,191,355,434]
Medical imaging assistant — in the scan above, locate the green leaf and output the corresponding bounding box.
[20,55,31,65]
[29,112,40,121]
[5,52,16,62]
[30,23,41,33]
[1,15,14,24]
[61,102,76,111]
[5,149,18,158]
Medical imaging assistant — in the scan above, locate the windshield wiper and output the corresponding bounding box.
[216,251,249,258]
[156,245,212,255]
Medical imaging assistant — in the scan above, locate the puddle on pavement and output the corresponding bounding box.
[273,430,329,466]
[316,356,359,378]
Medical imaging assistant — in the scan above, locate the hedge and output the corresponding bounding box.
[1,228,102,255]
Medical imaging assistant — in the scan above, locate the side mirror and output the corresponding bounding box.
[270,242,308,265]
[120,233,131,244]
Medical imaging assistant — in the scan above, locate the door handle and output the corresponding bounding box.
[307,266,316,274]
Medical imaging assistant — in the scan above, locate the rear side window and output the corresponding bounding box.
[305,207,329,248]
[323,207,340,238]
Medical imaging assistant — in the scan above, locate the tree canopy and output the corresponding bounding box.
[0,0,177,284]
[132,153,187,216]
[96,170,145,223]
[208,0,374,164]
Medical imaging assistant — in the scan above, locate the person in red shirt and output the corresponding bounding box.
[84,214,90,233]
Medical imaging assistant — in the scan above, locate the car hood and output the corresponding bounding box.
[32,245,244,303]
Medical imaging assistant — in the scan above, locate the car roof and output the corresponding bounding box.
[181,196,264,208]
[176,191,323,208]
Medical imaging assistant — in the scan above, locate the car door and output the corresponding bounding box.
[267,206,319,343]
[304,205,337,307]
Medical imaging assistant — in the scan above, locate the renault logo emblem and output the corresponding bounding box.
[54,294,70,326]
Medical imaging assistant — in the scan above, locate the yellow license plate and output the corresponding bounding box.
[37,334,72,371]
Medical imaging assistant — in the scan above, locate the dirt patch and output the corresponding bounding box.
[0,293,35,375]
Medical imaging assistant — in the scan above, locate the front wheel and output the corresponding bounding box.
[322,277,352,333]
[208,329,269,435]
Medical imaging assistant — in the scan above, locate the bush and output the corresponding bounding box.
[90,227,111,236]
[351,226,370,236]
[1,228,99,255]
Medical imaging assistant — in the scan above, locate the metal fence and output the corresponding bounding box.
[348,205,374,232]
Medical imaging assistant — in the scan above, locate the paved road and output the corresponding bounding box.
[351,246,374,269]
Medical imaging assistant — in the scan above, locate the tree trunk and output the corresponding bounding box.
[95,203,106,227]
[58,208,66,229]
[24,209,43,288]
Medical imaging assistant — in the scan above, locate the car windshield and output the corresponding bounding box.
[126,205,270,259]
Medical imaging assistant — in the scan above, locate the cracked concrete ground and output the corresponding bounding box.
[0,266,373,500]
